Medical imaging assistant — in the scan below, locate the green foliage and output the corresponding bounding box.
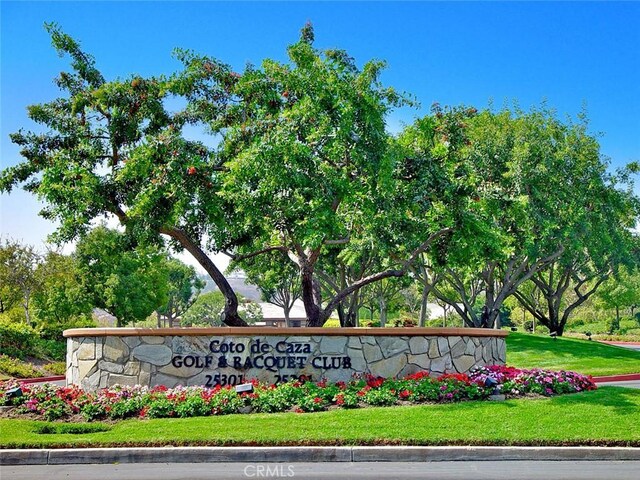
[0,321,38,359]
[182,292,260,326]
[32,252,93,328]
[181,291,225,326]
[0,355,42,378]
[75,226,169,326]
[0,317,66,361]
[399,106,639,331]
[597,267,640,319]
[33,339,66,361]
[362,388,397,406]
[234,251,300,320]
[109,398,145,419]
[156,257,205,326]
[36,315,96,342]
[217,23,413,325]
[175,396,211,418]
[42,361,66,376]
[0,23,247,325]
[2,23,638,331]
[145,399,175,418]
[0,240,42,325]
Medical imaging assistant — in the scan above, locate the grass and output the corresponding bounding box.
[1,387,638,448]
[506,332,640,376]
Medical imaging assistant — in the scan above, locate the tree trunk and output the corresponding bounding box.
[22,292,31,326]
[283,304,291,327]
[156,311,162,328]
[302,267,322,327]
[160,226,246,327]
[379,296,387,327]
[337,303,346,327]
[418,283,429,327]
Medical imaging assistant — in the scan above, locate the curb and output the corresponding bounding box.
[593,373,640,383]
[18,376,66,385]
[2,446,639,465]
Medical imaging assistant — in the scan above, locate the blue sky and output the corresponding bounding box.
[1,1,639,256]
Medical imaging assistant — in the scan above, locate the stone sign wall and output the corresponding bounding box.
[64,327,507,391]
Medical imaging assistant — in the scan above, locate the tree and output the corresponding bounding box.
[219,24,454,326]
[360,275,406,327]
[509,129,639,335]
[400,106,638,329]
[181,291,225,326]
[74,227,169,326]
[155,258,205,327]
[234,251,301,326]
[32,251,93,327]
[596,267,640,332]
[0,24,247,325]
[182,292,261,326]
[0,240,42,324]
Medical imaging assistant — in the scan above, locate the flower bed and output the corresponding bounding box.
[0,366,596,422]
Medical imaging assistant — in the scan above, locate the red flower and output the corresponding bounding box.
[187,166,196,175]
[313,397,323,404]
[357,386,370,397]
[437,373,471,384]
[405,370,430,381]
[365,374,385,388]
[399,390,411,399]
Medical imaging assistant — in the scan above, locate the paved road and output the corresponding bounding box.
[599,342,640,352]
[3,461,640,480]
[598,380,640,389]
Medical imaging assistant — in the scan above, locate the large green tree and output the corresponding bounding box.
[0,240,42,324]
[233,251,301,326]
[596,266,640,331]
[0,24,247,325]
[217,24,453,326]
[74,227,169,326]
[155,258,205,327]
[32,251,93,327]
[400,106,639,329]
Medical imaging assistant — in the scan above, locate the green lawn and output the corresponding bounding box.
[506,332,640,376]
[1,388,638,448]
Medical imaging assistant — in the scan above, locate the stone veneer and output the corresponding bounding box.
[64,327,507,391]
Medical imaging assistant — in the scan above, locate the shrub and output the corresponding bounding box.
[34,339,66,361]
[0,321,39,359]
[145,398,175,418]
[362,388,397,406]
[109,397,144,419]
[322,318,341,328]
[42,361,66,376]
[0,355,42,378]
[175,395,211,418]
[37,315,96,341]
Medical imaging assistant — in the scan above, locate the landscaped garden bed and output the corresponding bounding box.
[0,365,596,423]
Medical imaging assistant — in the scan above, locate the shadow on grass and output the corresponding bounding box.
[546,386,640,414]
